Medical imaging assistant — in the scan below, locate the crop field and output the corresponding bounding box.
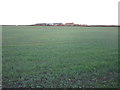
[2,26,118,88]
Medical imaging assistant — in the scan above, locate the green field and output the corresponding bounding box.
[2,26,118,88]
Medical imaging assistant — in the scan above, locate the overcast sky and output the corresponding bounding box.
[0,0,119,25]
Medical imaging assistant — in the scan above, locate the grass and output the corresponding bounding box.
[2,26,118,88]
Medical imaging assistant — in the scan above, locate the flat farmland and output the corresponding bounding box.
[2,26,118,88]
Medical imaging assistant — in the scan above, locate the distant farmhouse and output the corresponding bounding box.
[65,23,74,26]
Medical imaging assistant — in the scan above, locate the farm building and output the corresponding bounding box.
[65,23,74,26]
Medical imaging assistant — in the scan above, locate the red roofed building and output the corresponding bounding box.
[65,23,74,26]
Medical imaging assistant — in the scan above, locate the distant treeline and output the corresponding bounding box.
[29,23,120,27]
[2,23,120,27]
